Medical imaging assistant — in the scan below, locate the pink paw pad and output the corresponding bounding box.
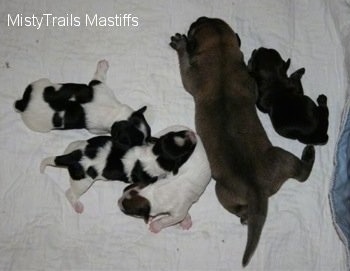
[97,59,109,72]
[180,215,192,230]
[149,221,162,233]
[73,201,84,214]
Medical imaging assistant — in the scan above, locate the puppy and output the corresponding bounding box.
[14,60,148,134]
[118,125,211,233]
[41,123,197,214]
[170,17,315,266]
[248,47,329,145]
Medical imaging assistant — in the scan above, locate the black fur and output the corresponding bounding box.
[86,166,98,179]
[248,47,329,145]
[41,82,96,130]
[131,160,158,184]
[153,130,196,174]
[14,85,32,112]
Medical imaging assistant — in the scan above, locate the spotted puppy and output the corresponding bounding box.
[40,123,197,213]
[14,60,148,134]
[118,125,211,233]
[248,47,329,145]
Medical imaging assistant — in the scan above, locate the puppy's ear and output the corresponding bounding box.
[290,67,305,80]
[284,58,291,73]
[135,106,147,115]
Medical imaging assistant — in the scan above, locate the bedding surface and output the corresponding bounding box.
[0,0,348,270]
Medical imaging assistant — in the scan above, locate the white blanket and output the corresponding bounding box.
[0,0,348,270]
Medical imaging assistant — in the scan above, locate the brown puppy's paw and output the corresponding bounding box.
[317,94,327,106]
[170,33,187,51]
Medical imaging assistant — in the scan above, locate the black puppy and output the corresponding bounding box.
[248,47,329,145]
[40,121,197,213]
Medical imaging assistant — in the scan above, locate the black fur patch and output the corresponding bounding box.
[15,85,32,112]
[102,148,128,181]
[54,150,85,180]
[87,166,98,179]
[153,131,196,174]
[85,136,111,159]
[52,112,63,128]
[62,101,86,129]
[131,160,158,184]
[43,83,93,109]
[88,80,101,87]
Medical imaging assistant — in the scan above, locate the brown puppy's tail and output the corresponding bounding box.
[242,187,268,267]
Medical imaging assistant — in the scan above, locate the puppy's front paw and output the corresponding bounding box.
[170,33,187,51]
[97,59,109,73]
[317,94,327,106]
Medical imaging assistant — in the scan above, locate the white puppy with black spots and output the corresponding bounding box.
[40,123,197,214]
[118,125,211,233]
[14,60,148,134]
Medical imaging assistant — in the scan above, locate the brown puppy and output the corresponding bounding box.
[170,17,315,267]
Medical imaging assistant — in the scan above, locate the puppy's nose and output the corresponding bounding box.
[117,198,125,212]
[186,131,197,144]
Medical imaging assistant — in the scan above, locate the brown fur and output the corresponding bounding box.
[170,17,315,266]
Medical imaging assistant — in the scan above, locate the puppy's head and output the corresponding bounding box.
[111,106,153,150]
[248,47,291,80]
[153,130,197,175]
[187,17,241,54]
[118,184,151,223]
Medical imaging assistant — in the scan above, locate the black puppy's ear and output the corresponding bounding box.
[290,67,305,80]
[284,58,291,73]
[135,106,147,115]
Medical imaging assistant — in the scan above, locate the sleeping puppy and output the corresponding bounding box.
[248,47,329,145]
[118,125,211,233]
[40,123,197,214]
[14,60,148,134]
[170,17,315,266]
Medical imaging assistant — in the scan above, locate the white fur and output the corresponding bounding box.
[119,125,212,232]
[16,60,134,134]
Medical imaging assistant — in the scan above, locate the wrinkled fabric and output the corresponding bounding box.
[0,0,347,270]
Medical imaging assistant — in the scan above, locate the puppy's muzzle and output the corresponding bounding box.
[186,131,197,144]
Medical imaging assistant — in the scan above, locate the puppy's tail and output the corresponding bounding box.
[242,187,268,267]
[14,85,32,112]
[40,156,57,173]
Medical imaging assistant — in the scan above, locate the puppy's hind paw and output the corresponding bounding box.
[180,214,192,230]
[73,201,84,214]
[170,33,187,51]
[149,220,162,233]
[317,94,327,106]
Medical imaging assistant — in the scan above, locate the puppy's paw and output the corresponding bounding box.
[170,33,187,51]
[149,220,162,233]
[302,145,315,163]
[97,59,109,73]
[73,201,84,214]
[179,214,192,230]
[317,94,327,106]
